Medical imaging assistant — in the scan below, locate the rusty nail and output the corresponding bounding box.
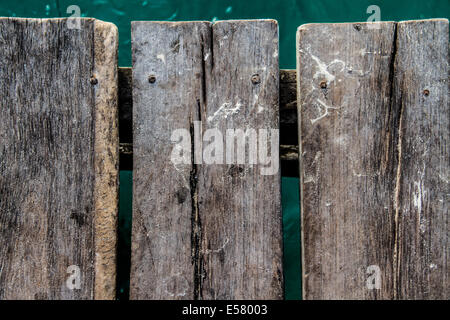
[319,80,327,89]
[148,75,156,83]
[423,89,430,96]
[90,76,98,85]
[251,74,260,84]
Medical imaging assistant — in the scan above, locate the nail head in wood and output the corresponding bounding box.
[251,73,260,84]
[90,76,98,85]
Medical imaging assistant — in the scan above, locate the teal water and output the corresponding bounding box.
[1,0,448,68]
[1,0,448,300]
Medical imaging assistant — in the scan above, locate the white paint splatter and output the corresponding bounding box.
[413,181,424,212]
[303,175,315,184]
[157,53,165,64]
[353,170,368,178]
[359,49,377,56]
[312,151,321,164]
[310,99,339,124]
[207,101,242,122]
[439,173,449,184]
[310,53,336,83]
[203,238,230,254]
[352,168,379,178]
[309,53,345,85]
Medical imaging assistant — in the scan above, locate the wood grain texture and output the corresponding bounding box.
[393,19,448,299]
[298,21,398,300]
[118,68,298,176]
[198,20,283,300]
[297,19,448,299]
[130,21,210,299]
[130,20,283,299]
[93,19,119,300]
[0,18,118,300]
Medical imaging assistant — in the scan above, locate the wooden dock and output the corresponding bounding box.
[0,17,447,300]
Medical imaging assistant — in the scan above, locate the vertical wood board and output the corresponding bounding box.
[393,19,448,299]
[297,19,448,299]
[130,20,283,299]
[0,18,118,300]
[198,20,283,299]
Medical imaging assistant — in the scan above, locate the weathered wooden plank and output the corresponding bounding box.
[92,19,120,300]
[297,21,397,299]
[130,21,210,299]
[0,18,119,300]
[393,19,448,299]
[198,19,283,299]
[130,20,283,299]
[298,19,449,300]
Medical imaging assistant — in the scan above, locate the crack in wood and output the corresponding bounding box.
[392,93,404,300]
[200,37,208,109]
[189,105,204,300]
[209,25,215,70]
[387,22,404,300]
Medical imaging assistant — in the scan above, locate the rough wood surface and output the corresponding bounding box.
[297,19,448,299]
[118,67,298,176]
[130,20,283,299]
[298,21,397,300]
[393,19,448,299]
[198,20,283,299]
[0,18,118,300]
[93,19,119,300]
[130,21,209,299]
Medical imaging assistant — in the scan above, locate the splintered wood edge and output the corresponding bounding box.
[93,20,119,300]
